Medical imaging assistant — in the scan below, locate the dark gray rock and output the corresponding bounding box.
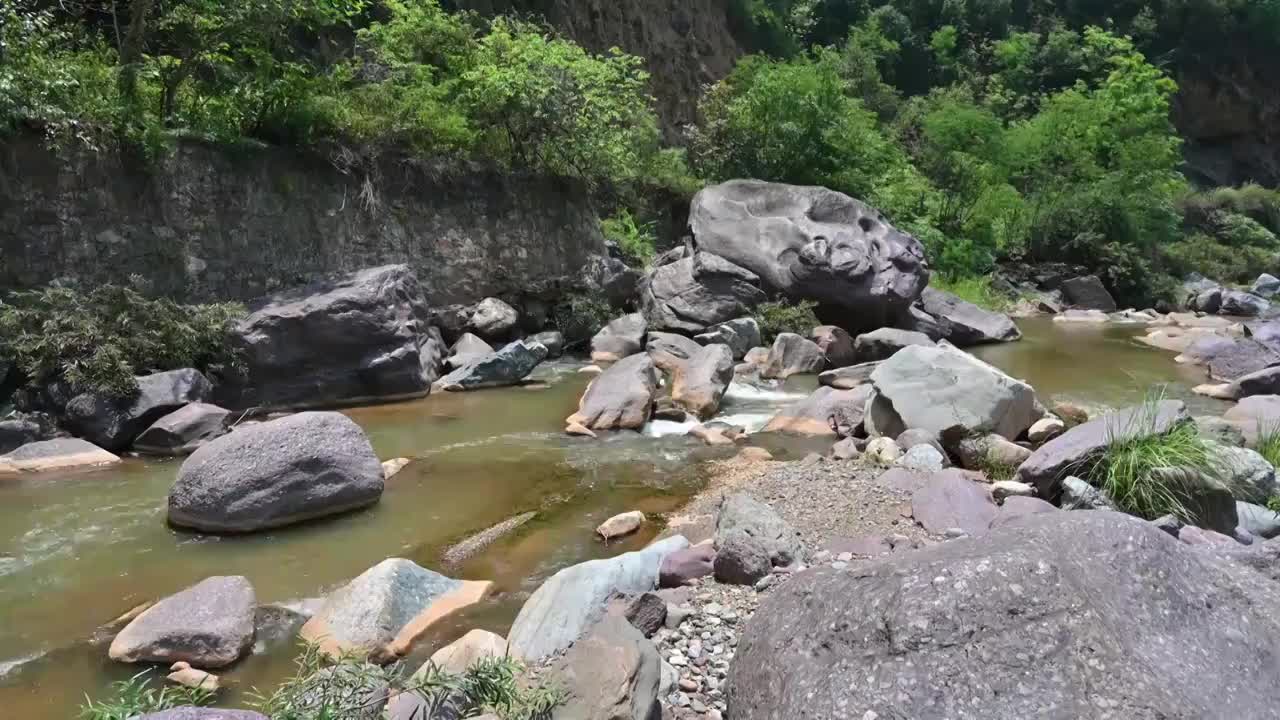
[1221,289,1270,317]
[659,544,715,587]
[714,493,804,584]
[1059,476,1118,511]
[548,615,661,720]
[109,576,255,668]
[168,411,384,533]
[1016,400,1190,496]
[220,265,441,410]
[1185,336,1280,382]
[566,353,658,431]
[640,252,765,334]
[1234,365,1280,398]
[1237,502,1280,540]
[695,317,761,361]
[1146,466,1238,533]
[140,710,268,720]
[910,470,998,536]
[1253,273,1280,299]
[532,330,565,359]
[468,297,520,340]
[64,369,211,452]
[435,340,547,391]
[689,180,928,331]
[1192,287,1224,314]
[1215,445,1278,503]
[0,412,56,454]
[133,403,232,456]
[713,532,773,585]
[445,332,494,369]
[1061,275,1117,311]
[763,385,874,437]
[989,495,1059,529]
[810,325,857,368]
[817,361,880,389]
[760,333,825,379]
[671,344,734,419]
[622,592,667,637]
[917,287,1021,345]
[591,313,647,362]
[727,511,1280,720]
[853,327,935,362]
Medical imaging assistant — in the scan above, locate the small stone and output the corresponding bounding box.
[944,527,967,539]
[835,552,853,563]
[692,699,708,713]
[831,561,848,570]
[679,678,699,692]
[991,480,1036,502]
[754,575,775,592]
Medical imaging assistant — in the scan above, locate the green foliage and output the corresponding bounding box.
[0,285,244,398]
[929,275,1011,312]
[601,210,657,268]
[79,671,213,720]
[1255,421,1280,470]
[552,292,614,348]
[753,299,819,343]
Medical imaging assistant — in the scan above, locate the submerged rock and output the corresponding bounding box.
[64,369,212,452]
[566,353,658,432]
[1060,275,1117,311]
[434,340,547,391]
[133,402,232,456]
[0,437,120,474]
[109,576,255,668]
[441,511,537,566]
[597,511,646,541]
[139,710,266,720]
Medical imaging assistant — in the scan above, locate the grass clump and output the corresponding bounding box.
[1254,420,1280,469]
[753,299,820,344]
[79,671,214,720]
[552,291,614,349]
[601,210,657,268]
[929,275,1012,312]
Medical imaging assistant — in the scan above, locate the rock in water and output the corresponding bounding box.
[300,558,492,660]
[434,340,547,391]
[468,297,519,341]
[915,287,1021,345]
[1221,289,1270,317]
[868,344,1040,440]
[64,369,212,452]
[671,344,734,419]
[853,327,935,362]
[0,437,120,474]
[508,535,688,661]
[591,313,648,363]
[133,403,232,456]
[695,317,761,360]
[445,332,494,369]
[640,252,766,334]
[646,331,704,376]
[810,325,857,368]
[817,361,880,389]
[597,511,646,541]
[763,385,874,437]
[566,353,658,432]
[221,265,442,409]
[168,412,384,533]
[109,576,255,668]
[414,629,508,680]
[727,511,1280,720]
[760,333,826,379]
[1060,274,1117,311]
[547,615,661,720]
[689,180,927,330]
[532,330,565,359]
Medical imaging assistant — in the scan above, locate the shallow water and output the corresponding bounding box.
[0,320,1230,718]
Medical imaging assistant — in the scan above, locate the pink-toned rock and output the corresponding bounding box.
[597,511,646,541]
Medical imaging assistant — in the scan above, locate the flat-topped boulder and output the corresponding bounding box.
[566,353,658,432]
[591,313,647,363]
[109,576,255,668]
[434,339,547,391]
[300,558,493,661]
[0,437,120,474]
[133,402,231,456]
[64,368,212,451]
[646,331,704,375]
[915,287,1021,345]
[168,411,384,533]
[640,252,766,334]
[854,327,934,362]
[818,361,880,389]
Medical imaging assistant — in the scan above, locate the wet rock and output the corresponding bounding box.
[1061,275,1117,311]
[468,297,519,341]
[896,444,946,473]
[810,325,857,368]
[1053,308,1109,323]
[1221,290,1270,317]
[659,544,715,587]
[817,361,880,389]
[1186,337,1280,382]
[133,402,232,456]
[760,333,825,379]
[714,493,804,584]
[435,339,548,391]
[0,437,120,474]
[713,532,772,585]
[916,287,1021,345]
[591,313,648,363]
[640,253,766,334]
[695,318,761,360]
[736,446,774,462]
[532,330,565,359]
[168,411,384,533]
[1059,476,1117,511]
[445,333,494,369]
[1215,445,1278,504]
[415,629,508,677]
[109,576,255,668]
[728,511,1280,720]
[671,344,734,419]
[762,385,873,437]
[597,511,646,541]
[689,423,734,446]
[1027,416,1066,444]
[1051,402,1090,426]
[910,470,998,536]
[381,457,410,480]
[566,353,658,432]
[441,511,537,566]
[300,558,493,660]
[547,615,661,720]
[868,344,1040,441]
[1016,400,1190,497]
[508,535,688,661]
[853,327,935,363]
[65,368,212,452]
[1237,502,1280,539]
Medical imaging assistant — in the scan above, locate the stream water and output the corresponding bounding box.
[0,318,1228,718]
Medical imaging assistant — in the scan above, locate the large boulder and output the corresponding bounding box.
[566,353,658,432]
[1015,400,1190,497]
[1060,275,1117,311]
[760,333,825,379]
[591,313,647,363]
[1221,289,1270,317]
[1181,336,1280,382]
[910,470,998,536]
[640,252,766,334]
[867,344,1040,441]
[727,511,1280,720]
[168,412,384,533]
[1215,445,1279,503]
[532,330,565,359]
[853,327,935,362]
[508,535,688,661]
[415,629,508,678]
[1233,365,1280,399]
[763,385,874,437]
[468,297,520,341]
[645,331,703,376]
[810,325,857,368]
[547,615,661,720]
[300,558,492,661]
[0,413,49,454]
[434,340,547,391]
[1224,395,1280,445]
[916,287,1021,345]
[1252,273,1280,299]
[64,369,212,452]
[221,265,442,409]
[817,361,880,389]
[444,333,494,369]
[714,493,804,584]
[695,317,761,360]
[688,180,928,331]
[671,344,734,419]
[109,576,255,668]
[0,437,120,474]
[133,403,232,456]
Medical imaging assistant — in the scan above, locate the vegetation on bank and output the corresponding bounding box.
[753,300,821,344]
[79,672,213,720]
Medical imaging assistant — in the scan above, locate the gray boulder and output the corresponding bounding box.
[1192,287,1223,314]
[468,297,520,341]
[695,318,761,360]
[1215,445,1278,503]
[868,344,1040,441]
[897,444,946,473]
[671,344,734,419]
[1224,395,1280,445]
[1146,466,1238,533]
[1183,336,1280,382]
[168,412,384,533]
[435,340,547,391]
[817,361,880,389]
[853,327,935,362]
[989,495,1059,529]
[689,180,928,331]
[760,333,825,379]
[0,412,55,454]
[1233,365,1280,398]
[1221,289,1270,317]
[508,535,688,661]
[810,325,857,368]
[645,331,704,376]
[1059,476,1117,511]
[1015,400,1190,496]
[727,511,1280,720]
[1253,273,1280,299]
[445,333,494,369]
[64,369,212,452]
[713,493,804,585]
[219,265,442,410]
[640,252,766,334]
[532,330,565,359]
[762,385,874,437]
[917,287,1021,345]
[548,615,661,720]
[109,576,255,668]
[1194,415,1247,447]
[566,353,658,431]
[0,437,120,474]
[1237,502,1280,539]
[713,532,772,586]
[659,544,715,587]
[591,313,647,362]
[300,558,492,660]
[1061,275,1117,311]
[910,470,998,536]
[133,403,232,456]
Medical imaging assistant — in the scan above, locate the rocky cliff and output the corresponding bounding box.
[1176,60,1280,187]
[0,134,607,307]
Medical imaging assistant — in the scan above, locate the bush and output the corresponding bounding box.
[753,299,819,344]
[601,210,657,268]
[79,671,213,720]
[0,285,244,398]
[929,275,1011,312]
[1160,235,1279,286]
[552,292,613,348]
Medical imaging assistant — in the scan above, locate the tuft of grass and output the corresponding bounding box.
[79,671,214,720]
[978,453,1018,482]
[929,275,1013,312]
[601,210,657,268]
[753,299,820,344]
[1254,419,1280,469]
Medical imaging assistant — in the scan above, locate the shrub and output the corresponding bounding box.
[753,299,819,344]
[930,275,1011,312]
[601,210,657,268]
[1160,235,1279,285]
[552,292,613,348]
[79,671,213,720]
[0,285,245,398]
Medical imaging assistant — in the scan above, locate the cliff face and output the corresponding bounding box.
[454,0,745,138]
[1175,59,1280,187]
[0,135,607,307]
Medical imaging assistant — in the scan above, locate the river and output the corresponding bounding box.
[0,317,1227,718]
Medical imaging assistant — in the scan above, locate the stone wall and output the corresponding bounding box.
[0,134,608,307]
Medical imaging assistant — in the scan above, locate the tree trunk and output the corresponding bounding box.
[118,0,157,114]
